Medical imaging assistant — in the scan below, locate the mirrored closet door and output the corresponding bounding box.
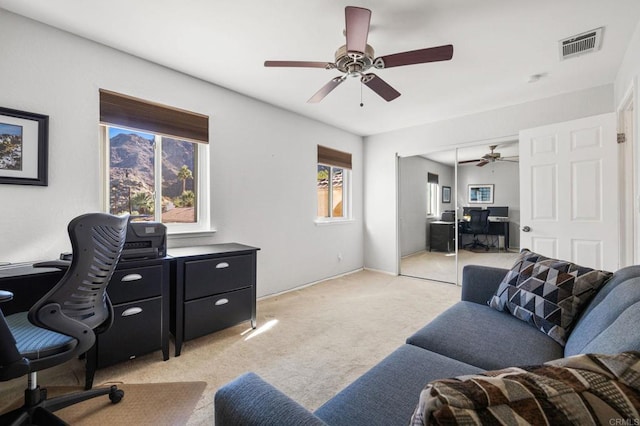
[399,142,521,284]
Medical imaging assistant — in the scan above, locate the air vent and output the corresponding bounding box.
[559,27,603,60]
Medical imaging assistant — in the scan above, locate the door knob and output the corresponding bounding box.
[522,226,531,232]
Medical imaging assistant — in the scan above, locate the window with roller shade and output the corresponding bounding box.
[99,89,210,232]
[426,172,439,217]
[317,145,352,220]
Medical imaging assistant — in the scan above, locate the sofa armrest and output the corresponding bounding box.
[461,265,508,305]
[215,372,328,426]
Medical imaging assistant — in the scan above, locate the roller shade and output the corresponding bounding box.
[427,173,439,184]
[100,89,209,144]
[317,145,352,169]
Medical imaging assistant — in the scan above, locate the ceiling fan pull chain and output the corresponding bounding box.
[360,82,364,107]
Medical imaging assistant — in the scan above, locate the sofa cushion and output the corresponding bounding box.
[406,301,564,370]
[410,351,640,426]
[565,272,640,356]
[215,372,328,425]
[488,249,612,346]
[313,344,482,426]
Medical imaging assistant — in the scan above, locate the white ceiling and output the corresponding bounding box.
[423,140,519,165]
[2,0,640,136]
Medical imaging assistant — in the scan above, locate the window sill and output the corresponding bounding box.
[314,218,356,226]
[167,228,217,240]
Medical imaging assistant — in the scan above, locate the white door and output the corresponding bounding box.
[519,113,619,271]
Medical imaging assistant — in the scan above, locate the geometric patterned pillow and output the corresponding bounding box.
[488,249,612,346]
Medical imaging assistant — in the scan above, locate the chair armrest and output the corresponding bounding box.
[0,290,14,303]
[32,259,71,270]
[461,265,509,305]
[215,372,328,426]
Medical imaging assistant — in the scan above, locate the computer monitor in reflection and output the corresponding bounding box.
[462,206,474,216]
[487,206,509,217]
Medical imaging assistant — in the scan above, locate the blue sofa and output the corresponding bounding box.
[215,264,640,425]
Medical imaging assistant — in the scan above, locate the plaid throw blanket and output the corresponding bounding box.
[410,352,640,425]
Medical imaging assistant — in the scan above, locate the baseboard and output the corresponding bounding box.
[362,267,397,276]
[257,268,365,301]
[401,249,427,259]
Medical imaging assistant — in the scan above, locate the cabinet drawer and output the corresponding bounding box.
[184,254,253,300]
[96,297,162,368]
[184,287,252,341]
[108,265,163,304]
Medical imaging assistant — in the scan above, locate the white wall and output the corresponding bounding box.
[0,12,363,297]
[398,156,454,256]
[364,85,614,274]
[457,161,520,249]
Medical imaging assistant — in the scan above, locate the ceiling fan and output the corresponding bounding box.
[264,6,454,103]
[458,145,519,167]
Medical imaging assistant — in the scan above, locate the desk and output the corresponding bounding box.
[0,258,170,389]
[429,221,456,252]
[458,220,510,251]
[0,263,64,315]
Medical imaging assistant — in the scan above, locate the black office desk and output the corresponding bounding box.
[0,263,64,315]
[0,258,170,389]
[459,220,510,251]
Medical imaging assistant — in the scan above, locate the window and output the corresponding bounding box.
[427,172,439,217]
[100,90,209,233]
[317,145,351,220]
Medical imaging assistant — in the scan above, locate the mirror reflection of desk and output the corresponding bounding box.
[458,217,510,251]
[429,221,456,253]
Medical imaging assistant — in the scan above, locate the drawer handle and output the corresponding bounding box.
[215,298,229,306]
[121,274,143,282]
[216,262,230,269]
[122,307,143,317]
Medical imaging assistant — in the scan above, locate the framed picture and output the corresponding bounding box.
[468,184,494,204]
[0,107,48,186]
[442,186,451,203]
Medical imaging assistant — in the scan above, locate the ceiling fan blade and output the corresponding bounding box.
[264,60,334,69]
[476,160,489,167]
[376,44,454,69]
[361,73,401,102]
[458,159,480,165]
[308,77,345,103]
[345,6,371,53]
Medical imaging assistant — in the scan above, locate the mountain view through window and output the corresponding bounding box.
[108,127,197,223]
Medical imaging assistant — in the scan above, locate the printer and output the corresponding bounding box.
[121,221,167,260]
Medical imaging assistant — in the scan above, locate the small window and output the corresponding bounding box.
[427,173,439,217]
[317,145,351,220]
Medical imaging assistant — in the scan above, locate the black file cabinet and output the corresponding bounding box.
[169,244,259,356]
[429,221,456,252]
[85,257,170,389]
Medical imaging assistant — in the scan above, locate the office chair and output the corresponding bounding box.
[463,209,491,251]
[0,212,129,425]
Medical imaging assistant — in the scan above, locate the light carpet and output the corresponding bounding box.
[401,249,518,283]
[0,270,463,424]
[1,382,206,425]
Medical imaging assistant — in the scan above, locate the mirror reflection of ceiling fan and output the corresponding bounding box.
[264,6,454,103]
[458,145,519,167]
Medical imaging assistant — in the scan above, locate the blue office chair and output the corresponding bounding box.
[0,212,128,425]
[463,209,491,251]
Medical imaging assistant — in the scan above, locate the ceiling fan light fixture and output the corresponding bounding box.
[335,44,375,74]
